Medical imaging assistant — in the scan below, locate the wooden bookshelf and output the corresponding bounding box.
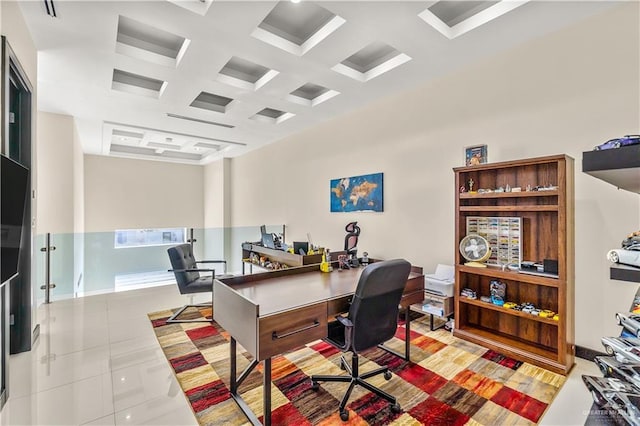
[453,155,575,374]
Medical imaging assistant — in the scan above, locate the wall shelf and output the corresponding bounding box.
[582,144,640,194]
[610,264,640,283]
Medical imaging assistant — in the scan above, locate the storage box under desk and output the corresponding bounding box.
[421,292,453,318]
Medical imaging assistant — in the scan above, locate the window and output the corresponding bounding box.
[114,228,186,248]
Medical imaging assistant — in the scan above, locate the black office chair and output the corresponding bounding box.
[166,243,232,323]
[310,259,411,421]
[344,222,360,257]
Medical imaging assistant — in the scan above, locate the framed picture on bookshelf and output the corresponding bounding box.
[465,144,488,166]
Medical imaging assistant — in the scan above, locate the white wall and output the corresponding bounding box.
[227,3,640,351]
[203,158,232,262]
[84,155,204,232]
[36,112,75,234]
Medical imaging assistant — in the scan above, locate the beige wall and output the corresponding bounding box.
[204,158,229,229]
[228,3,640,351]
[1,1,36,87]
[84,155,204,232]
[36,112,75,234]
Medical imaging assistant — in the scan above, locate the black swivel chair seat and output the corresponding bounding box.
[167,243,232,323]
[311,259,411,421]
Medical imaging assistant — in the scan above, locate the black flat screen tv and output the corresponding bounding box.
[1,154,29,284]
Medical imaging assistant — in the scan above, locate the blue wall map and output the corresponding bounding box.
[330,173,383,212]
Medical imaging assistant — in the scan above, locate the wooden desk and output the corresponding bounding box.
[214,264,423,425]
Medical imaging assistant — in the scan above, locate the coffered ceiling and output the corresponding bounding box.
[18,0,617,164]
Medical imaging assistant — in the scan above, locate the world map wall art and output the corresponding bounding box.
[330,172,383,213]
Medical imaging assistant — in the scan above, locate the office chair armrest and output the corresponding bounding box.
[336,315,354,350]
[335,315,353,328]
[196,260,227,273]
[168,268,216,274]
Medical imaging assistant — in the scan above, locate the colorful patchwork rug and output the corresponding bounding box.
[148,307,565,425]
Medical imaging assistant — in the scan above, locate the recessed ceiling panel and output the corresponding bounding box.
[166,0,214,16]
[342,42,399,74]
[112,129,144,141]
[251,108,295,124]
[252,1,345,55]
[332,42,411,82]
[190,91,233,113]
[217,56,279,91]
[111,69,167,98]
[116,15,190,67]
[419,0,530,39]
[103,121,247,164]
[147,141,182,150]
[291,83,329,100]
[193,142,220,150]
[287,83,339,107]
[429,1,500,28]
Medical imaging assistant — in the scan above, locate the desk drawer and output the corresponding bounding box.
[259,302,327,360]
[401,290,425,308]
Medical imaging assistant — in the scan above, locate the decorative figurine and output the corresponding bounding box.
[361,252,369,266]
[469,179,474,192]
[526,184,532,192]
[460,186,466,193]
[505,184,511,192]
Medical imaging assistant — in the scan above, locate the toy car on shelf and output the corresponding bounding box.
[617,312,640,338]
[608,246,640,269]
[539,310,555,318]
[491,295,504,306]
[594,135,640,151]
[521,303,535,314]
[594,356,640,390]
[461,288,477,299]
[582,375,640,426]
[503,302,518,309]
[602,336,640,363]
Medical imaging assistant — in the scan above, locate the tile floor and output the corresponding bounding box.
[0,284,599,425]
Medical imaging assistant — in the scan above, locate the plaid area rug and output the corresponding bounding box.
[148,307,565,425]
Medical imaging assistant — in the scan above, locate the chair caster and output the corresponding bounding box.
[384,371,392,380]
[340,409,349,421]
[311,381,319,391]
[391,403,402,413]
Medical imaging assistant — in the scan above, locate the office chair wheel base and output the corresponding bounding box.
[311,381,319,391]
[340,409,349,421]
[384,371,392,380]
[391,403,401,413]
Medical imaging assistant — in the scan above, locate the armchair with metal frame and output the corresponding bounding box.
[310,258,411,421]
[167,243,232,324]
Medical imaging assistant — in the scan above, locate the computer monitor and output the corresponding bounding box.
[261,233,275,249]
[293,241,308,255]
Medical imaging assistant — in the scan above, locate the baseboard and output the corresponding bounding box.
[576,345,606,361]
